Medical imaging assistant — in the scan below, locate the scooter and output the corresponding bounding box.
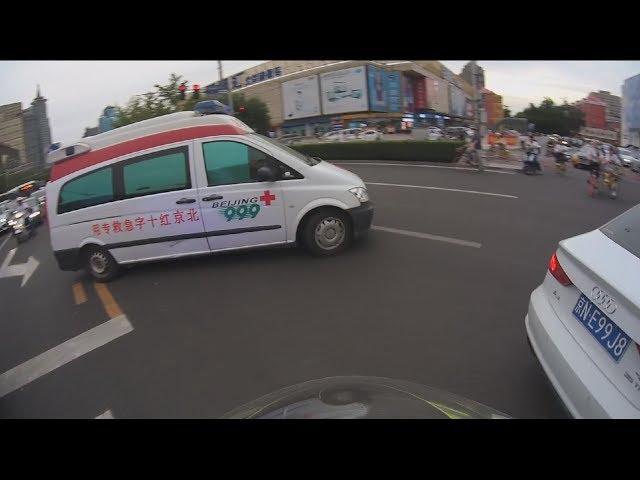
[523,152,542,175]
[11,212,35,243]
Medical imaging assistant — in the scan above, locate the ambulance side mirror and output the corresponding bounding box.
[256,165,278,182]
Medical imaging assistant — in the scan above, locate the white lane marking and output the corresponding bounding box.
[0,235,11,253]
[0,248,39,287]
[334,162,516,175]
[0,315,133,399]
[95,409,114,419]
[372,225,482,248]
[365,182,518,199]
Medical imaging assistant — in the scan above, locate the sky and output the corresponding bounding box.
[1,60,639,145]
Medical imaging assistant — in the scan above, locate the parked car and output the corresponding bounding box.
[425,127,443,141]
[617,148,640,170]
[526,204,640,418]
[358,129,382,141]
[278,133,304,146]
[571,145,594,169]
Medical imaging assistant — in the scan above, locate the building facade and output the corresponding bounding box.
[588,90,621,133]
[0,87,52,167]
[460,61,485,90]
[481,88,503,128]
[99,106,118,133]
[0,103,28,167]
[622,73,640,147]
[576,96,607,130]
[206,60,480,136]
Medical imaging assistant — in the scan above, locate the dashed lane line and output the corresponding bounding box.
[372,225,482,248]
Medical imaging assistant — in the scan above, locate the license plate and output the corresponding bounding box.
[572,294,632,363]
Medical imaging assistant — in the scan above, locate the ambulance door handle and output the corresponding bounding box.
[176,198,196,204]
[202,195,223,201]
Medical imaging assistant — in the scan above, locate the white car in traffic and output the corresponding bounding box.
[357,129,382,141]
[526,205,640,418]
[425,127,443,141]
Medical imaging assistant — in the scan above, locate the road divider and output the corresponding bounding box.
[365,182,518,199]
[372,225,482,248]
[0,315,133,399]
[335,162,516,175]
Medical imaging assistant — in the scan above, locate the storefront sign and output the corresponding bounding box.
[231,66,283,89]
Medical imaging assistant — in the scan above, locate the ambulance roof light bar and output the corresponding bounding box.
[194,100,232,116]
[47,143,91,165]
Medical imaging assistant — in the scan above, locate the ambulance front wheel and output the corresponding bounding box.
[303,209,352,256]
[82,246,121,282]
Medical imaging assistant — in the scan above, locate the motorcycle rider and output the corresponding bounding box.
[524,134,541,173]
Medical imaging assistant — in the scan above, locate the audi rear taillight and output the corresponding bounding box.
[549,252,573,286]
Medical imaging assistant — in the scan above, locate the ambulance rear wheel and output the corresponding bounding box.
[83,246,120,282]
[303,209,352,256]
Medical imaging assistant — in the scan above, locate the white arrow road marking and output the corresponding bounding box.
[95,409,114,419]
[0,248,39,287]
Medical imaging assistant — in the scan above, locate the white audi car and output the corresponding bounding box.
[526,204,640,418]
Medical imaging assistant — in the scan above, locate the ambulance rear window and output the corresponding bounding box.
[58,167,114,214]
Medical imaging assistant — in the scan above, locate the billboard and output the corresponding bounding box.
[623,74,640,131]
[387,72,401,112]
[282,75,321,120]
[320,66,369,115]
[414,78,427,110]
[402,74,415,112]
[367,65,388,112]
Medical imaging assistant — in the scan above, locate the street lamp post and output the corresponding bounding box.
[218,60,234,113]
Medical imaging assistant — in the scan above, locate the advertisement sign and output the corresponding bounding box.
[205,79,229,95]
[282,75,321,120]
[387,72,401,113]
[413,77,427,110]
[402,74,415,112]
[320,66,369,115]
[367,65,388,112]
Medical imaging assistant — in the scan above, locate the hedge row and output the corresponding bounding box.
[291,140,465,162]
[1,167,50,194]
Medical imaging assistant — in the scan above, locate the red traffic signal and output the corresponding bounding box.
[178,83,187,101]
[239,106,246,112]
[178,84,186,92]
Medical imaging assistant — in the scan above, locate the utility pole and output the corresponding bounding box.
[218,60,233,113]
[471,60,485,170]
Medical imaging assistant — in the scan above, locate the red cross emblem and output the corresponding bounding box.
[259,190,276,206]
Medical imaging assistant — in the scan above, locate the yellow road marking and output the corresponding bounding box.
[72,282,87,305]
[94,283,123,319]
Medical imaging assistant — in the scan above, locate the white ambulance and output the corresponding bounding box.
[46,108,373,281]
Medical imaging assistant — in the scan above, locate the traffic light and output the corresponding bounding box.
[179,83,186,101]
[193,84,200,100]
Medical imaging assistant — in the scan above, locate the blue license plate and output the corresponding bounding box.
[572,293,632,363]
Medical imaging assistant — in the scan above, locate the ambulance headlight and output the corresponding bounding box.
[348,187,369,203]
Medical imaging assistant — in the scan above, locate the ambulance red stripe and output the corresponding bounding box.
[50,124,246,181]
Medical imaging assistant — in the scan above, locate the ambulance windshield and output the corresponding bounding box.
[253,134,321,166]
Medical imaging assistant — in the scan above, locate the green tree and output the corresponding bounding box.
[503,106,511,118]
[231,93,271,134]
[514,98,584,136]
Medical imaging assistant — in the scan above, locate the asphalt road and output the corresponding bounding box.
[1,154,639,419]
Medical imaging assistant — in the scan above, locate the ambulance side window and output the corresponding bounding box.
[58,167,115,214]
[202,141,301,187]
[121,146,190,199]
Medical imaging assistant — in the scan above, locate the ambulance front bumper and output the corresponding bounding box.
[348,201,374,238]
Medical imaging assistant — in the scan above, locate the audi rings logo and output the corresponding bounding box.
[591,287,617,314]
